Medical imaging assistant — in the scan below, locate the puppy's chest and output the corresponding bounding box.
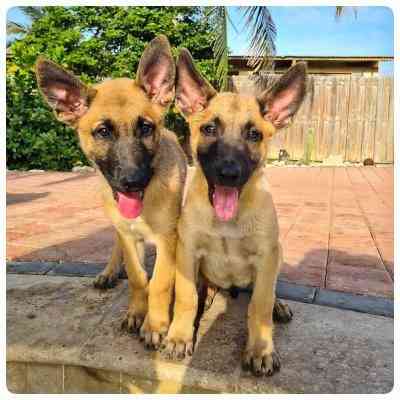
[195,224,260,289]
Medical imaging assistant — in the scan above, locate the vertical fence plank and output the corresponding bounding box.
[374,77,388,163]
[320,76,336,160]
[361,77,379,161]
[346,76,364,161]
[386,77,394,162]
[313,76,326,161]
[333,76,350,157]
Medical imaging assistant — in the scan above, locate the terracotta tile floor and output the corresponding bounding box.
[6,166,394,298]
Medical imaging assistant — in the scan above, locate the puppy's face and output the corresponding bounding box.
[175,50,307,221]
[36,35,175,219]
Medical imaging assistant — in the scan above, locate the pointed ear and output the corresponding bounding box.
[257,62,307,129]
[136,35,175,107]
[175,48,217,115]
[35,57,96,126]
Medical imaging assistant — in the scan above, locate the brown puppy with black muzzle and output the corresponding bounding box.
[35,35,187,348]
[164,49,306,377]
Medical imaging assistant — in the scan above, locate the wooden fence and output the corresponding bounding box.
[230,74,394,163]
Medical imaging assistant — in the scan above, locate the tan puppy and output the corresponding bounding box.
[164,49,307,377]
[35,35,187,348]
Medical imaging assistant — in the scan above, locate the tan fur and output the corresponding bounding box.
[96,121,186,343]
[166,96,282,369]
[165,54,306,375]
[35,36,187,348]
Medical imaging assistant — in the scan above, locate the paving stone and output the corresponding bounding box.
[315,288,393,318]
[6,274,394,393]
[64,366,120,394]
[6,169,394,299]
[120,374,218,394]
[6,362,27,394]
[6,275,125,365]
[26,363,63,394]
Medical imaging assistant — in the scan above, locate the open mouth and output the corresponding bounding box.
[113,190,144,219]
[209,185,241,222]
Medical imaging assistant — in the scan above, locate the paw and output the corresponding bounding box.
[93,273,118,289]
[163,338,194,360]
[120,310,145,335]
[242,349,281,377]
[162,326,194,360]
[273,299,293,324]
[139,316,168,351]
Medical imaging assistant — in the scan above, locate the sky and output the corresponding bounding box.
[228,6,394,75]
[7,6,394,74]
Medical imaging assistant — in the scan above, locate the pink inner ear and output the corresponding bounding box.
[143,58,173,105]
[51,86,68,102]
[265,86,299,127]
[145,63,168,96]
[48,83,88,120]
[176,70,207,114]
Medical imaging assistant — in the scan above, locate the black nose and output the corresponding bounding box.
[120,169,148,191]
[216,159,241,186]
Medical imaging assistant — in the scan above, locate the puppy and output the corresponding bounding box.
[164,49,307,376]
[35,35,187,348]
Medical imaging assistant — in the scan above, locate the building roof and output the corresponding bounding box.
[229,55,394,61]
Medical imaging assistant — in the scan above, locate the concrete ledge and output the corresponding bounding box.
[47,262,106,277]
[6,274,393,393]
[275,280,316,303]
[6,261,394,318]
[6,261,57,275]
[314,288,394,318]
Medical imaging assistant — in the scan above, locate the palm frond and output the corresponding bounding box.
[208,6,230,91]
[19,6,44,21]
[239,6,276,71]
[335,6,344,19]
[335,6,358,21]
[6,21,28,35]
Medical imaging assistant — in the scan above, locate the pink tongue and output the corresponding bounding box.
[212,185,239,222]
[117,192,143,219]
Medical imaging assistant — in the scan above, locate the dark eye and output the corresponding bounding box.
[246,127,262,142]
[94,126,112,139]
[138,120,154,138]
[202,124,217,137]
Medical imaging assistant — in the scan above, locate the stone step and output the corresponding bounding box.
[6,275,393,394]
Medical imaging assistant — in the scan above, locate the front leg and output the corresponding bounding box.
[242,244,282,377]
[139,234,177,349]
[164,238,199,359]
[93,230,124,289]
[119,234,149,334]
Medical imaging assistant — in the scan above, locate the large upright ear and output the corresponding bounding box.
[35,57,95,126]
[175,48,217,115]
[136,35,175,107]
[257,62,307,129]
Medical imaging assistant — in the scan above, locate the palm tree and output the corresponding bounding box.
[209,6,356,90]
[6,7,44,38]
[207,6,276,90]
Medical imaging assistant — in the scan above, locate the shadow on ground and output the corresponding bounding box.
[6,192,50,206]
[8,225,393,298]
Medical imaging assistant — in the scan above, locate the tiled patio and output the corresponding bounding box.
[6,166,394,298]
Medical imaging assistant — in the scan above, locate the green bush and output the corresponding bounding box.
[6,6,216,170]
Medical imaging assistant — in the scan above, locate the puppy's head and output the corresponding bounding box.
[175,49,307,222]
[36,35,175,219]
